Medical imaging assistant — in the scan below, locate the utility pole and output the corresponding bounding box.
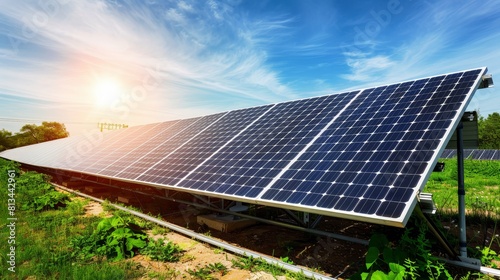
[98,123,129,132]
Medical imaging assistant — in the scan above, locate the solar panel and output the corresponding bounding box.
[441,149,500,160]
[0,67,489,227]
[174,92,355,198]
[114,117,202,179]
[94,120,180,177]
[78,122,163,174]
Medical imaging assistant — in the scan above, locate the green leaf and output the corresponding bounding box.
[126,237,147,251]
[360,272,370,280]
[369,234,389,251]
[366,247,379,270]
[111,216,124,228]
[383,247,395,263]
[389,262,404,273]
[371,270,390,280]
[97,218,112,232]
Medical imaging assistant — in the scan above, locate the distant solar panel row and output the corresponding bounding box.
[0,67,488,227]
[441,149,500,160]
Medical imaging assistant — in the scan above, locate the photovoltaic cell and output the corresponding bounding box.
[77,122,162,174]
[175,92,355,198]
[97,120,180,177]
[138,106,273,186]
[262,70,479,218]
[136,113,226,183]
[0,67,489,227]
[441,149,500,160]
[108,117,200,180]
[258,69,484,223]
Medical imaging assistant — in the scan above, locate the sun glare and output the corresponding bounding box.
[93,78,123,107]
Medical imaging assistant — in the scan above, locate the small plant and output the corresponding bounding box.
[213,247,225,254]
[231,255,261,272]
[147,269,180,279]
[151,226,170,235]
[187,262,227,279]
[22,190,70,211]
[141,238,182,262]
[352,218,455,280]
[71,214,148,261]
[231,256,288,276]
[207,262,228,276]
[280,256,294,264]
[13,171,70,211]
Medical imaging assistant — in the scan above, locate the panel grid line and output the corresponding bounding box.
[255,90,365,200]
[98,120,181,176]
[175,104,277,187]
[135,112,230,180]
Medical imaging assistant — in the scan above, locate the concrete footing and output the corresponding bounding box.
[197,214,257,233]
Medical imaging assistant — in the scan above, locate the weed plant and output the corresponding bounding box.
[231,255,308,279]
[140,237,182,262]
[187,262,228,279]
[70,214,148,261]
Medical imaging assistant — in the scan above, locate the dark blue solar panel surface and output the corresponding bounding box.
[76,123,161,174]
[115,117,202,180]
[259,69,483,220]
[137,106,272,186]
[0,67,487,227]
[135,113,226,183]
[175,92,355,198]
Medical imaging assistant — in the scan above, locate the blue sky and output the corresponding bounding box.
[0,0,499,136]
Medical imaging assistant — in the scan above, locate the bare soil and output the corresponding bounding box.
[70,182,500,279]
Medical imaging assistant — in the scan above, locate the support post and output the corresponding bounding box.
[457,122,467,258]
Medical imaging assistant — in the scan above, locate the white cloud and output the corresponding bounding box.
[165,8,185,24]
[178,1,193,12]
[342,54,394,82]
[0,0,294,135]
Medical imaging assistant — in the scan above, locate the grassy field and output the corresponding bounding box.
[424,158,500,216]
[0,160,144,279]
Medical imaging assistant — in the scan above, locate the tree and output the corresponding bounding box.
[0,129,13,151]
[38,121,70,141]
[19,124,42,144]
[478,112,500,149]
[2,122,70,149]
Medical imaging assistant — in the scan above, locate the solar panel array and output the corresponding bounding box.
[441,149,500,160]
[0,67,488,227]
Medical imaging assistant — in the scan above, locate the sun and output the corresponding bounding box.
[93,78,123,107]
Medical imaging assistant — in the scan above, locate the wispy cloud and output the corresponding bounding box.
[341,53,394,82]
[0,0,295,134]
[339,0,500,88]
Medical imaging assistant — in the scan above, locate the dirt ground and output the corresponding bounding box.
[82,198,288,279]
[66,181,499,279]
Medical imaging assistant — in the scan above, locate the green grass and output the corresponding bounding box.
[424,158,500,215]
[0,159,146,279]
